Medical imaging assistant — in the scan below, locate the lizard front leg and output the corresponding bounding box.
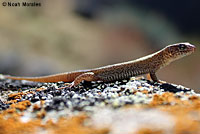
[70,72,99,87]
[150,72,166,84]
[150,72,159,83]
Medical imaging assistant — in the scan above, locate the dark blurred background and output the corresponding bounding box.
[0,0,199,90]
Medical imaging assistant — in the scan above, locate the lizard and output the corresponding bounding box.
[4,42,196,87]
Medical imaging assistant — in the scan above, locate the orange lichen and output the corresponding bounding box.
[5,108,16,114]
[146,92,200,134]
[36,87,46,92]
[36,109,46,118]
[188,95,199,101]
[136,128,163,134]
[33,104,41,111]
[0,92,109,134]
[150,92,184,106]
[0,115,43,134]
[46,115,109,134]
[8,92,23,100]
[140,90,149,94]
[122,92,200,134]
[8,91,35,100]
[2,83,200,134]
[175,113,200,134]
[0,113,109,134]
[6,100,18,104]
[10,100,31,111]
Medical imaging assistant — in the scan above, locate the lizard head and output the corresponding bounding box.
[163,42,196,62]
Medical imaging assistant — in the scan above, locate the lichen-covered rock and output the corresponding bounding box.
[0,76,199,134]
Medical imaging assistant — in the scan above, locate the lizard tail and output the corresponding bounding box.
[4,73,79,83]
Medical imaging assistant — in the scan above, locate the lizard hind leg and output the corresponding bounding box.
[70,72,99,87]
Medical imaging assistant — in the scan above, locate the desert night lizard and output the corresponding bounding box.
[4,42,196,87]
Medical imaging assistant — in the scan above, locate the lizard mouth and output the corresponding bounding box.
[192,45,196,52]
[188,44,196,52]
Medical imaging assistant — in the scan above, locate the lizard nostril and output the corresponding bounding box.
[193,46,196,51]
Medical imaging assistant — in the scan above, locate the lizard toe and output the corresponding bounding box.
[69,81,79,88]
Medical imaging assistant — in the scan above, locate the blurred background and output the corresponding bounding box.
[0,0,199,90]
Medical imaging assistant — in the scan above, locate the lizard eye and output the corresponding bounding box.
[178,44,187,50]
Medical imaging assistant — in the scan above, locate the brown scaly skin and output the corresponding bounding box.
[4,42,196,87]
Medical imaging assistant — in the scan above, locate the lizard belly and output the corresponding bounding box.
[97,68,148,82]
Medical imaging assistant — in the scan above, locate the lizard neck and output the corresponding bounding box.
[151,47,174,70]
[135,48,171,72]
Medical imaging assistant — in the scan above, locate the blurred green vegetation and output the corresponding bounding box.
[0,0,199,90]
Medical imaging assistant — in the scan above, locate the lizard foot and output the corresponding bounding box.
[157,80,167,84]
[68,72,99,88]
[57,83,71,90]
[69,82,76,88]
